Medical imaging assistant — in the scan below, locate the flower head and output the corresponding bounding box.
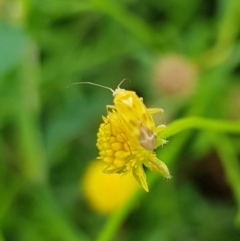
[96,110,171,192]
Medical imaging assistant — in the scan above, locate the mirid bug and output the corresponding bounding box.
[69,80,164,151]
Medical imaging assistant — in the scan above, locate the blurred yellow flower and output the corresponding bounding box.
[96,110,171,192]
[82,160,139,214]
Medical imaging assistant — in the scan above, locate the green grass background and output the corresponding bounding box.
[1,0,240,240]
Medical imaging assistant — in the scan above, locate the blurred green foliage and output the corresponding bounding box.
[1,0,240,240]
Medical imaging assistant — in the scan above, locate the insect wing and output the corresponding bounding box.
[114,91,157,150]
[114,91,141,140]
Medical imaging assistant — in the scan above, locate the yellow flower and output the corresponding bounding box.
[96,110,171,192]
[82,160,139,214]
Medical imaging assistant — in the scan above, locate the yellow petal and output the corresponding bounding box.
[145,157,171,179]
[132,164,149,192]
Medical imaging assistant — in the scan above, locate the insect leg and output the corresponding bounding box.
[106,104,116,115]
[105,105,118,141]
[147,108,164,127]
[147,108,164,115]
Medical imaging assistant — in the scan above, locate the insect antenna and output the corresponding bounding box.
[117,78,131,88]
[67,82,114,94]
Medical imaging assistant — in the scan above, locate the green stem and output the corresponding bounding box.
[96,188,143,241]
[216,0,240,49]
[159,117,240,139]
[197,0,240,68]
